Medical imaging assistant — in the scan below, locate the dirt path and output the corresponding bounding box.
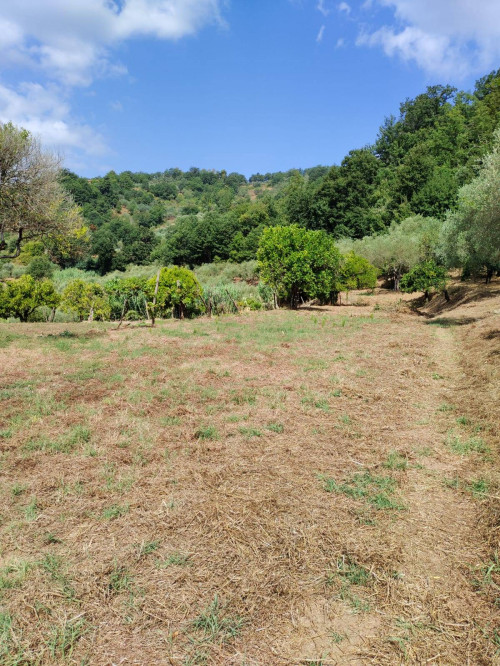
[271,316,498,665]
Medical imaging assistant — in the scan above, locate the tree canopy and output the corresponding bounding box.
[0,122,82,259]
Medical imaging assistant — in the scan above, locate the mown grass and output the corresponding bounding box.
[0,295,496,664]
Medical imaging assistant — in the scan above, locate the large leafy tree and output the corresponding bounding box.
[0,123,82,259]
[257,225,341,308]
[440,129,500,280]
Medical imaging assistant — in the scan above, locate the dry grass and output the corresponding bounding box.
[0,281,499,665]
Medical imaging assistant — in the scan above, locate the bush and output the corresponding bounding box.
[0,275,60,322]
[61,279,111,321]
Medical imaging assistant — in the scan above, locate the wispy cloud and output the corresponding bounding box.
[316,25,326,43]
[317,0,330,17]
[338,2,351,15]
[356,0,500,77]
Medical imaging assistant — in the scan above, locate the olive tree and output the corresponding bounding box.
[440,128,500,281]
[345,215,441,290]
[0,122,82,259]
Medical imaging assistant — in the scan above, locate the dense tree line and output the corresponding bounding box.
[1,68,499,303]
[45,69,499,275]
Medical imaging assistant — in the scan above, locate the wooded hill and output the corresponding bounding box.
[12,68,500,275]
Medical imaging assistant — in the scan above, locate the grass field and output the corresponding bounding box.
[0,283,499,665]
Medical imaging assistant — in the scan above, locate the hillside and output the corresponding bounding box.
[30,68,498,276]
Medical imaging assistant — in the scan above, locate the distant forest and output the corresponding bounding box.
[54,69,500,275]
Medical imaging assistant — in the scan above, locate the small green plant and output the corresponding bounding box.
[383,451,409,470]
[331,556,370,586]
[321,471,405,511]
[466,478,489,498]
[195,425,219,440]
[157,553,191,567]
[23,425,91,455]
[0,560,33,592]
[438,403,455,412]
[135,540,160,558]
[471,552,500,592]
[46,618,87,659]
[239,427,262,438]
[338,584,371,613]
[191,595,243,643]
[102,503,129,520]
[432,373,444,380]
[446,432,489,455]
[11,483,27,497]
[266,422,284,433]
[330,631,346,643]
[109,563,133,594]
[23,498,38,521]
[40,554,76,599]
[0,612,25,662]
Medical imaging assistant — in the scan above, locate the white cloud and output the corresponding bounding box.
[0,1,225,168]
[0,82,107,157]
[316,25,326,43]
[0,1,224,86]
[317,0,330,17]
[338,2,351,15]
[357,0,500,77]
[336,37,345,48]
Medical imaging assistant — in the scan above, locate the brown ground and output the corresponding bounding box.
[0,280,498,665]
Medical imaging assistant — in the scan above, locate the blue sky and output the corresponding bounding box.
[0,1,499,177]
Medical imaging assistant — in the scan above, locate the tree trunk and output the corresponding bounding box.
[444,289,450,302]
[49,307,56,323]
[151,269,160,326]
[116,297,128,329]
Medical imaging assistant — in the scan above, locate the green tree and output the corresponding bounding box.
[440,129,500,280]
[338,251,377,302]
[0,275,59,322]
[257,225,341,308]
[146,267,203,319]
[348,215,441,290]
[400,260,448,301]
[26,256,56,280]
[0,123,82,259]
[61,279,111,321]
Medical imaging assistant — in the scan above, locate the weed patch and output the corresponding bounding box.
[321,471,405,511]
